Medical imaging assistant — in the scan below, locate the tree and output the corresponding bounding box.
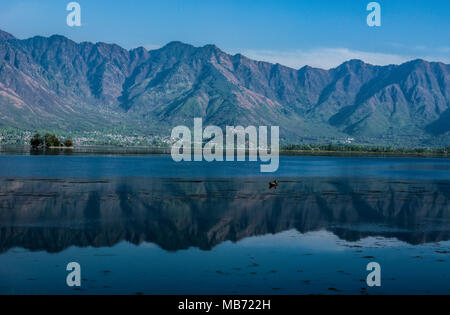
[30,134,43,148]
[64,139,73,147]
[44,133,61,148]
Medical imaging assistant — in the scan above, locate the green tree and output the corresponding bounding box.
[44,133,61,148]
[64,139,73,147]
[30,134,43,148]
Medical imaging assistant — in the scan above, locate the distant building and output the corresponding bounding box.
[345,138,355,144]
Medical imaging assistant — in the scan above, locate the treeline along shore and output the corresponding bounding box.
[281,144,450,157]
[30,133,73,149]
[0,143,446,158]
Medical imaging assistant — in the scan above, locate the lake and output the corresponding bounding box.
[0,154,449,294]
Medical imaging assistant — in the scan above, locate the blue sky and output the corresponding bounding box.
[0,0,449,69]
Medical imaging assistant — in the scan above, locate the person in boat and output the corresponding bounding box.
[269,180,279,189]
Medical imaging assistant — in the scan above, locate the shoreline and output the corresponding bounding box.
[279,150,449,158]
[0,144,449,158]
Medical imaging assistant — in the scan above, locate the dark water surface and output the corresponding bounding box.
[0,155,449,294]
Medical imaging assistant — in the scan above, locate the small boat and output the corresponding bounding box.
[269,180,279,189]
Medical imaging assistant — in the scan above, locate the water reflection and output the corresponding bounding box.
[0,177,449,253]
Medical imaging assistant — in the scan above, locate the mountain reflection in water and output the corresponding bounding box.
[0,177,449,254]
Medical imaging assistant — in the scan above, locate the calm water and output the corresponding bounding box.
[0,155,449,294]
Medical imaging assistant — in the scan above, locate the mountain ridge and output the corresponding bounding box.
[0,30,449,146]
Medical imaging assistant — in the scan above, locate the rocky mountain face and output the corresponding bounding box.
[0,30,449,145]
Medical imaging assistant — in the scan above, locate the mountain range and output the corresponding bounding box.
[0,29,449,146]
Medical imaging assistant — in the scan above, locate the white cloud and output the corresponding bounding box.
[143,44,162,51]
[229,47,449,70]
